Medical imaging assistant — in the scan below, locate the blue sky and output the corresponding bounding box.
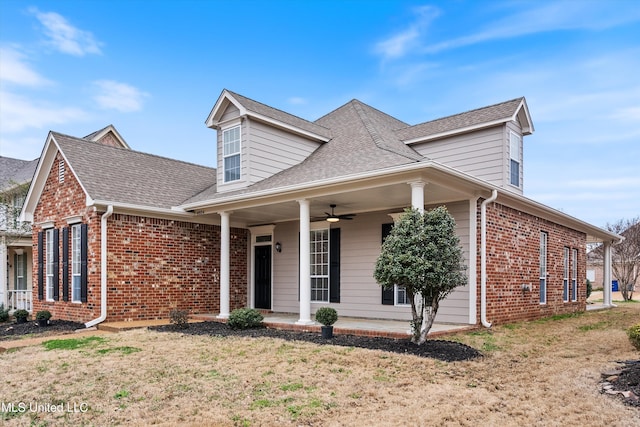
[1,0,638,228]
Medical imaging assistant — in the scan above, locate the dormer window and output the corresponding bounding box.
[223,125,241,182]
[509,131,521,187]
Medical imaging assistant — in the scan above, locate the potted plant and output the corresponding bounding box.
[14,309,29,324]
[315,307,338,339]
[36,310,52,327]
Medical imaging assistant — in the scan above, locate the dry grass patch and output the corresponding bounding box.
[1,304,640,426]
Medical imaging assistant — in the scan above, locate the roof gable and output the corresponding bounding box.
[205,89,332,142]
[83,124,130,149]
[396,97,534,144]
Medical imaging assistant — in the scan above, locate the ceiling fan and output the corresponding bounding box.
[322,204,356,223]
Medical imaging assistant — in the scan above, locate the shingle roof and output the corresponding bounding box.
[395,97,525,142]
[183,99,425,204]
[225,90,332,139]
[52,132,216,209]
[0,156,38,190]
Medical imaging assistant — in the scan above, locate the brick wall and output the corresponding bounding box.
[32,151,249,323]
[478,201,587,325]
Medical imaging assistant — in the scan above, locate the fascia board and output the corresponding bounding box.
[245,112,330,142]
[89,200,218,225]
[205,90,247,128]
[403,119,509,145]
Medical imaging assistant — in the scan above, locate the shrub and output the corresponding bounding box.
[586,279,592,299]
[628,323,640,351]
[169,309,189,329]
[227,308,264,330]
[36,310,52,321]
[14,309,29,322]
[315,307,338,326]
[0,304,9,322]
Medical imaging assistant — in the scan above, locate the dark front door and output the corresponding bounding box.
[254,245,272,309]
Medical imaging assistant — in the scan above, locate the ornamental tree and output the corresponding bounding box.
[374,206,467,345]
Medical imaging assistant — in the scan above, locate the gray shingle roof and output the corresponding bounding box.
[52,132,216,209]
[395,97,525,141]
[225,90,332,139]
[0,156,38,190]
[183,99,425,204]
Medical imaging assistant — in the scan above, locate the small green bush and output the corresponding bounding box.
[0,304,9,322]
[36,310,52,321]
[169,309,189,329]
[315,307,338,326]
[586,279,593,299]
[628,323,640,351]
[227,308,264,330]
[14,309,29,322]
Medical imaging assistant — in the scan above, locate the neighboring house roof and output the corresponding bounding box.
[206,89,332,141]
[0,156,39,190]
[395,97,533,144]
[185,99,425,205]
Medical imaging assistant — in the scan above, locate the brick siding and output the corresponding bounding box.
[32,152,248,322]
[478,201,587,325]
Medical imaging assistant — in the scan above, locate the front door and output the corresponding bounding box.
[254,245,272,309]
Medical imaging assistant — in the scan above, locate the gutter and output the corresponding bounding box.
[480,189,498,328]
[85,205,113,328]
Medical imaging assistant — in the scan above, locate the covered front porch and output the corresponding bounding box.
[1,241,33,313]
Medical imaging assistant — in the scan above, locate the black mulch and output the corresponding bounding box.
[0,320,85,341]
[602,360,640,408]
[149,321,483,362]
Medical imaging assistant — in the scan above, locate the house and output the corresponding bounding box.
[1,156,38,312]
[20,90,622,327]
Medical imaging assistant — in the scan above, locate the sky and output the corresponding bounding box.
[0,0,639,229]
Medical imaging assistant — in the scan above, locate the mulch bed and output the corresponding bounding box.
[150,321,483,362]
[0,320,85,341]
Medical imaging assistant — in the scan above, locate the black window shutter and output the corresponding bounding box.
[52,228,60,300]
[329,228,340,303]
[37,231,44,300]
[80,223,88,303]
[381,223,395,305]
[62,227,69,301]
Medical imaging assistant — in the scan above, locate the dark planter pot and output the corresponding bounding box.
[321,325,334,339]
[16,317,27,324]
[38,319,49,327]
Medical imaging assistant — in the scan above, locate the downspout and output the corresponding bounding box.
[85,205,113,328]
[480,190,498,328]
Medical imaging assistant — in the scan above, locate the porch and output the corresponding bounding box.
[6,289,32,312]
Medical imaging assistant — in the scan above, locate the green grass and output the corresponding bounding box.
[96,346,141,355]
[42,336,106,351]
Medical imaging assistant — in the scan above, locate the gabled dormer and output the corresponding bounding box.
[83,124,130,149]
[205,90,331,192]
[395,97,534,195]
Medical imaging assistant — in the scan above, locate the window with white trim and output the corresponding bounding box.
[571,248,578,302]
[46,228,54,300]
[71,224,82,302]
[540,231,547,304]
[563,247,570,302]
[16,253,26,290]
[310,229,329,302]
[223,126,241,182]
[510,131,521,187]
[395,285,410,306]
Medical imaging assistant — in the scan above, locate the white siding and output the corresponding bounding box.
[505,121,524,195]
[271,204,472,324]
[412,126,504,187]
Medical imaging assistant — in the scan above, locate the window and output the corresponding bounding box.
[71,224,82,302]
[15,253,26,290]
[563,247,570,302]
[571,249,578,302]
[223,126,241,182]
[310,229,329,302]
[540,231,547,304]
[396,285,410,306]
[46,229,54,300]
[510,132,521,187]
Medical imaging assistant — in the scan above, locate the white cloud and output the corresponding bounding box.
[92,80,149,112]
[29,7,102,56]
[287,97,307,105]
[0,46,52,87]
[0,90,89,133]
[374,5,440,60]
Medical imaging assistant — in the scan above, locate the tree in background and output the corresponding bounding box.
[374,206,467,345]
[607,217,640,301]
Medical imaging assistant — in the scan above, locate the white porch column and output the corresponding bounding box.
[603,241,613,307]
[0,240,7,308]
[218,211,231,319]
[409,180,426,213]
[296,199,313,325]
